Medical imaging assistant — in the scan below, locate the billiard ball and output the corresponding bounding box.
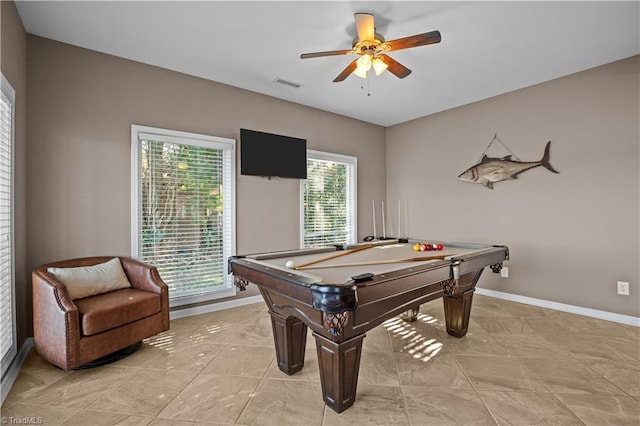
[285,261,295,269]
[425,243,433,251]
[436,243,444,251]
[413,244,421,252]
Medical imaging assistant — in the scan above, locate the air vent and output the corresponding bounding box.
[274,77,302,89]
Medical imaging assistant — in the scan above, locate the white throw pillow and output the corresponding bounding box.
[47,257,132,300]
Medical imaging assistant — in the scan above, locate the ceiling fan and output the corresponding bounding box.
[300,13,441,82]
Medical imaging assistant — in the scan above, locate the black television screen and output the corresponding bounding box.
[240,129,307,179]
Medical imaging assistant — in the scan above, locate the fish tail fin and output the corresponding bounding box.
[541,141,559,174]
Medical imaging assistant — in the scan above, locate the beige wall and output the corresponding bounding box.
[387,56,639,317]
[1,1,29,349]
[25,36,387,311]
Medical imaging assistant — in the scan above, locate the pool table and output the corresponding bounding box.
[229,239,508,413]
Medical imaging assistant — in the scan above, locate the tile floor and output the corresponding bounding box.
[2,295,639,425]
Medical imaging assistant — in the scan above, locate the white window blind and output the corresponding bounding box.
[131,126,236,306]
[0,74,16,377]
[302,150,357,248]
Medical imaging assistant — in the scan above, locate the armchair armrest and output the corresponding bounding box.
[120,257,170,330]
[32,268,78,311]
[120,257,168,295]
[32,268,81,369]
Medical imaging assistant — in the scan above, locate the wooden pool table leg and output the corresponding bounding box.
[313,332,366,413]
[443,288,474,337]
[269,311,307,375]
[401,306,420,322]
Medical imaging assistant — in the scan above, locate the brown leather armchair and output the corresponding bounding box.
[32,256,170,370]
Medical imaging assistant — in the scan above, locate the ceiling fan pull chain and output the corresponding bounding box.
[359,70,372,96]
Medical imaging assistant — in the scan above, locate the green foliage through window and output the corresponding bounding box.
[303,153,356,248]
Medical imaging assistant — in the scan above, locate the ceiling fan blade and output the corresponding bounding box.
[333,60,358,82]
[300,49,352,59]
[378,54,412,79]
[386,30,441,51]
[354,13,375,41]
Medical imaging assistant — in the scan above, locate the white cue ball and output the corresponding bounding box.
[285,261,295,269]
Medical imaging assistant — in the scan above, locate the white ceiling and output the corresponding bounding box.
[15,1,640,127]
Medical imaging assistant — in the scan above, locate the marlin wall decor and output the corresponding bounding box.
[458,135,559,189]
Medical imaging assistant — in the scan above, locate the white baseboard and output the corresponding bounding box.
[168,290,640,327]
[169,295,263,320]
[1,337,34,405]
[475,288,640,327]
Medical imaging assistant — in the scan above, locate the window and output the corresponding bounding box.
[301,150,357,248]
[1,74,16,377]
[131,125,236,306]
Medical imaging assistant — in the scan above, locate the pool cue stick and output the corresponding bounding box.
[404,199,409,239]
[372,200,376,239]
[397,199,401,240]
[381,201,386,239]
[296,254,449,270]
[293,243,375,270]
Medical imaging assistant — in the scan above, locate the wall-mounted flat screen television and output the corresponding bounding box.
[240,128,307,179]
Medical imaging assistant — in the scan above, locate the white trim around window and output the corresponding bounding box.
[131,125,237,306]
[301,150,357,248]
[0,73,16,379]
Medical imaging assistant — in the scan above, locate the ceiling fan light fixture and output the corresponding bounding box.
[353,53,372,78]
[353,64,368,79]
[357,53,372,70]
[372,56,388,76]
